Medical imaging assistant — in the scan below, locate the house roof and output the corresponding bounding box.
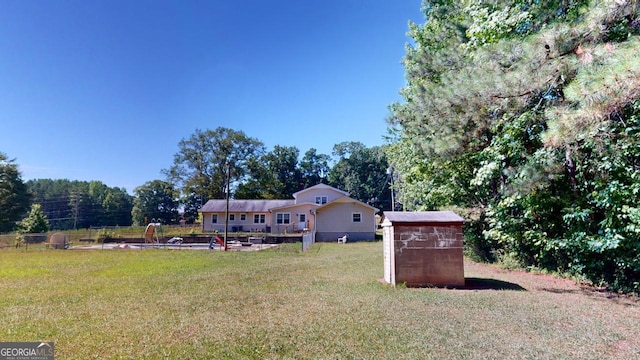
[292,183,349,199]
[200,184,367,214]
[268,202,320,212]
[315,195,379,212]
[200,199,295,213]
[382,211,464,224]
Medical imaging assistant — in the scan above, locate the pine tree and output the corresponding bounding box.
[18,204,50,234]
[387,0,640,293]
[0,153,31,233]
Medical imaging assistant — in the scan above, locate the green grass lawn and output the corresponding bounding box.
[0,243,638,359]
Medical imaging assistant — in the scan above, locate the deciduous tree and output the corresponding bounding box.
[328,142,390,211]
[164,127,265,203]
[236,145,303,199]
[131,180,179,225]
[300,148,331,188]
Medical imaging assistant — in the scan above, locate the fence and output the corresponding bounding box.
[2,230,120,249]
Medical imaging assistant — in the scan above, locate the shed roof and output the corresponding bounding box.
[200,199,295,213]
[382,211,464,224]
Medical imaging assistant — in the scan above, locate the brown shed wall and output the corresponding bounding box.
[393,222,464,287]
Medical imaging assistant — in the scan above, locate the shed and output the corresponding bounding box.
[381,211,465,287]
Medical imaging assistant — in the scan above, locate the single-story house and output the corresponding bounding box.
[199,184,378,241]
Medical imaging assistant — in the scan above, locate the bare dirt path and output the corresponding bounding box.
[464,260,638,306]
[460,260,640,359]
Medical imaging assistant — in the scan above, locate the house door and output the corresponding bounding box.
[297,213,306,231]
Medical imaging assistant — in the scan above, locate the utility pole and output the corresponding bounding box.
[387,167,395,211]
[224,162,230,251]
[71,191,80,229]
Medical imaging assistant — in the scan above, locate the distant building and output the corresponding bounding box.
[199,184,378,241]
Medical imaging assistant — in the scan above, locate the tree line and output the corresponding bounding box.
[0,133,391,232]
[5,1,635,294]
[388,1,640,293]
[142,128,391,225]
[26,179,133,229]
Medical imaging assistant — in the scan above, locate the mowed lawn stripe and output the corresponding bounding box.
[0,243,638,359]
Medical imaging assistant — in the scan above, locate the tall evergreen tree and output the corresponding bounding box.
[18,204,49,234]
[388,1,640,292]
[0,153,31,233]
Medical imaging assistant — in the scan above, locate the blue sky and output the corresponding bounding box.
[0,0,423,192]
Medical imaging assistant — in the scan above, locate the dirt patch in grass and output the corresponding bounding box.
[459,260,640,359]
[463,260,639,306]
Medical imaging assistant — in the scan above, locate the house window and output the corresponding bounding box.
[315,196,327,205]
[298,213,306,222]
[212,214,218,224]
[240,214,246,221]
[229,214,235,221]
[253,214,265,224]
[352,213,362,223]
[276,213,290,224]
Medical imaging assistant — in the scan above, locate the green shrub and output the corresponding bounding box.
[96,228,117,243]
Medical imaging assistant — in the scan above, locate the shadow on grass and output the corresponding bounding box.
[540,287,639,306]
[462,277,527,291]
[377,277,526,291]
